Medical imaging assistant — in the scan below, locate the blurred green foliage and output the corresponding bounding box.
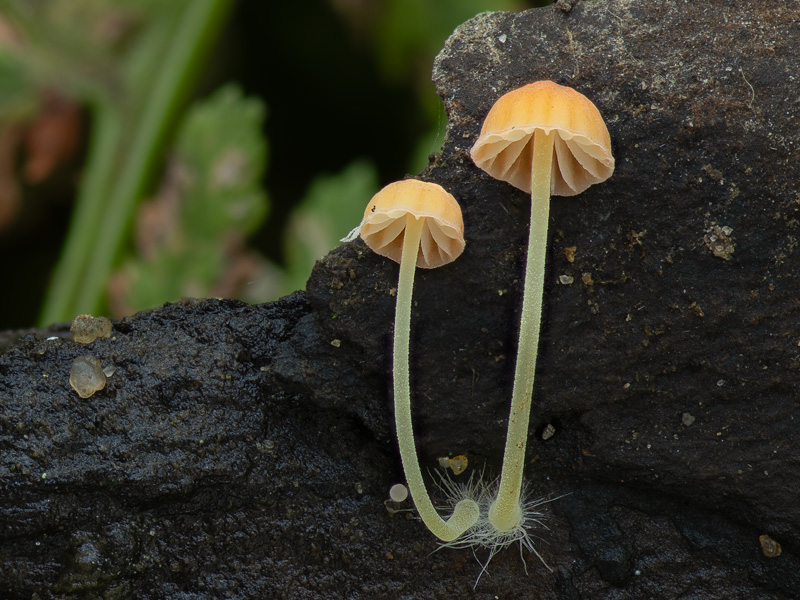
[0,52,34,117]
[0,0,160,104]
[173,86,267,240]
[0,0,545,327]
[4,0,238,324]
[112,85,268,315]
[374,0,520,84]
[283,159,379,293]
[276,0,531,295]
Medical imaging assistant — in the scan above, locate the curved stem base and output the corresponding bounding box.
[393,215,479,542]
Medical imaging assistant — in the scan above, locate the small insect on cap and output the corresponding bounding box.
[359,179,465,269]
[470,80,614,196]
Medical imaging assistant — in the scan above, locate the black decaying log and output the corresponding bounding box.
[2,1,799,597]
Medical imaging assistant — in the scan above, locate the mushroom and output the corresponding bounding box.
[470,81,614,532]
[355,179,479,542]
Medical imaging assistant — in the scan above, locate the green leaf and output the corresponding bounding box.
[113,84,269,314]
[177,85,268,236]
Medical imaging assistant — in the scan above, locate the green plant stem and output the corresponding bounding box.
[38,104,122,326]
[73,0,233,316]
[489,130,554,533]
[38,0,234,324]
[394,215,480,542]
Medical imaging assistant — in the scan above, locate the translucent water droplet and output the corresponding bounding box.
[69,355,107,398]
[449,455,468,475]
[71,315,112,344]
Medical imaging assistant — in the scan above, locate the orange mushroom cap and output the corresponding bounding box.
[359,179,465,269]
[470,80,614,196]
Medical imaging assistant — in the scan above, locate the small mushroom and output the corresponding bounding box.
[471,81,614,532]
[354,179,478,542]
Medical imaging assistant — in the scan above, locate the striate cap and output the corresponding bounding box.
[359,179,465,269]
[470,80,614,196]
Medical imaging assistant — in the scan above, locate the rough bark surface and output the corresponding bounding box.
[2,1,799,598]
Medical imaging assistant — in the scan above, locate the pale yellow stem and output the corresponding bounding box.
[394,215,480,542]
[489,130,554,532]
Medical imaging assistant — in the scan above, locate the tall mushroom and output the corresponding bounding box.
[470,81,614,533]
[355,179,479,542]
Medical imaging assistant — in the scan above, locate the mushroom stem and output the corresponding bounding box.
[489,129,555,532]
[394,214,480,542]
